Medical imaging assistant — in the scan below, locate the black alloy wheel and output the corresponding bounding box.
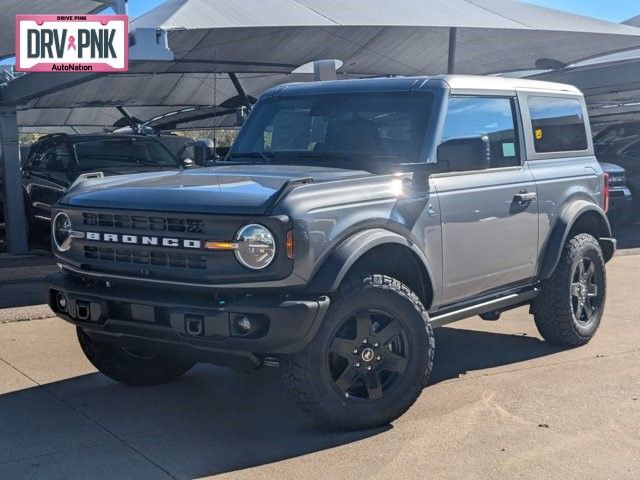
[328,308,409,402]
[570,256,602,325]
[283,275,434,431]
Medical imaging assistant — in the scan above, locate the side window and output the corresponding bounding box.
[30,145,55,171]
[528,96,588,153]
[52,144,71,171]
[441,96,520,170]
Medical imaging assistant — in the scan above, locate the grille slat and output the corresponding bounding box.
[83,213,205,234]
[84,246,207,270]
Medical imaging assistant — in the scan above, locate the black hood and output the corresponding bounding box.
[61,164,368,215]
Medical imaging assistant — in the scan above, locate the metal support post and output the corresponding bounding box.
[0,106,28,254]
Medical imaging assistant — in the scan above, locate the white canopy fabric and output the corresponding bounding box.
[525,14,640,125]
[129,0,640,75]
[529,59,640,98]
[625,16,640,27]
[0,0,106,59]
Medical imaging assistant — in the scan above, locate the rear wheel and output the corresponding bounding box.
[532,233,606,347]
[283,275,434,431]
[77,327,195,386]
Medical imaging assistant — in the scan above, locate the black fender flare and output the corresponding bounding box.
[539,200,613,280]
[305,228,435,297]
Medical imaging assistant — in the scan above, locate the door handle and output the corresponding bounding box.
[513,191,537,203]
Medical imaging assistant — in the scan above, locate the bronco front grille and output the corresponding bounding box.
[84,246,207,269]
[82,212,205,234]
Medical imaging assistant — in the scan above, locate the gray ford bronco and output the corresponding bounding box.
[46,75,615,430]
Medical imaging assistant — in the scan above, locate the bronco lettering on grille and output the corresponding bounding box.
[85,232,202,249]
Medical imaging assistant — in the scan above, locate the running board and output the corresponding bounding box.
[429,287,540,328]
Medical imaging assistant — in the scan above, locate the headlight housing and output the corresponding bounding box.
[53,212,73,252]
[234,224,276,270]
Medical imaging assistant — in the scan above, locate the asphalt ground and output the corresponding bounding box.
[0,254,638,479]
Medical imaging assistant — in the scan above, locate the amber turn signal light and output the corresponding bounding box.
[286,230,294,259]
[205,241,239,250]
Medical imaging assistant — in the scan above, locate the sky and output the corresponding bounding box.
[524,0,638,23]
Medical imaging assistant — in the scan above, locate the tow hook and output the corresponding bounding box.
[185,314,204,336]
[76,301,91,321]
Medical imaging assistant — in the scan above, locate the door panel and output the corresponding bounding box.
[432,168,538,304]
[433,95,538,305]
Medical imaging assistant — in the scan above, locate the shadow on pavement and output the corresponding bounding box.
[0,326,570,478]
[613,222,640,250]
[0,365,387,478]
[429,326,565,384]
[0,252,56,308]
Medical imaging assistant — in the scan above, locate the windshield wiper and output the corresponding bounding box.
[298,152,366,164]
[136,159,163,166]
[229,152,274,163]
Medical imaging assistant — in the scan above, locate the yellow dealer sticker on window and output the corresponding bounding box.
[535,128,543,140]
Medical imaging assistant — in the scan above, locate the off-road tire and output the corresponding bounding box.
[282,275,435,431]
[77,327,195,386]
[531,233,606,347]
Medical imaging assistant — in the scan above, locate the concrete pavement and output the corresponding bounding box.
[0,255,638,479]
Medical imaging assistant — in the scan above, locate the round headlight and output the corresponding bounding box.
[234,224,276,270]
[53,212,73,252]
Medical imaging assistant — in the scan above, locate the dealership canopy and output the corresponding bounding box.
[6,0,640,133]
[525,15,640,127]
[17,72,312,132]
[127,0,640,75]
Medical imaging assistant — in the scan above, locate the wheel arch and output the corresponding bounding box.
[305,229,435,309]
[539,200,613,280]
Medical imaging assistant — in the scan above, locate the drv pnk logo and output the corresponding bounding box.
[15,15,128,72]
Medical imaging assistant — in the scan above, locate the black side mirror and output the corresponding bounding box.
[236,106,248,126]
[437,136,490,173]
[193,139,214,165]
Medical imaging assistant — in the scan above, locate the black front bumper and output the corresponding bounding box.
[45,272,329,369]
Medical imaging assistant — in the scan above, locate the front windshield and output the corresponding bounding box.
[230,91,434,168]
[74,138,179,171]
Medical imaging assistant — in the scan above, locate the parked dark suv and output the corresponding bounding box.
[45,76,615,430]
[22,134,186,236]
[594,122,640,222]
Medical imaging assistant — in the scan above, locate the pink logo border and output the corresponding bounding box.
[15,14,129,72]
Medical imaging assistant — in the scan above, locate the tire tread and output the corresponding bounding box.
[282,274,434,430]
[532,233,605,347]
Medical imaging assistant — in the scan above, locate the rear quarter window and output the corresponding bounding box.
[528,96,588,153]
